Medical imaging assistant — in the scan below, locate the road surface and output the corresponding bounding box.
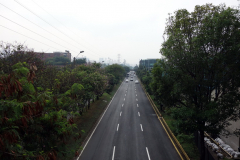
[78,76,181,160]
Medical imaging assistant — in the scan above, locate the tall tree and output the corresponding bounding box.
[159,4,240,160]
[45,56,70,65]
[75,58,86,65]
[105,64,125,83]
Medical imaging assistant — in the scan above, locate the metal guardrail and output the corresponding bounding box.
[139,80,190,160]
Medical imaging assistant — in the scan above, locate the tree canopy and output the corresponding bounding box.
[45,56,71,65]
[151,4,240,160]
[0,43,125,159]
[105,64,125,83]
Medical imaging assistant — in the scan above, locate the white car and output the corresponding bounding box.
[126,79,129,82]
[135,80,139,84]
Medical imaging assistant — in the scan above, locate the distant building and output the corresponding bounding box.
[99,58,104,63]
[139,59,158,71]
[51,50,71,61]
[14,50,72,61]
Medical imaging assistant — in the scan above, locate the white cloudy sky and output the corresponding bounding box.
[0,0,239,66]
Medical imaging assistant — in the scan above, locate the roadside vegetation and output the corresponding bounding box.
[0,42,128,160]
[137,3,240,160]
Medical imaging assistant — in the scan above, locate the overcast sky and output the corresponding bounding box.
[0,0,239,66]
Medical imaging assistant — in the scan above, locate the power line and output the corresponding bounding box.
[0,26,78,61]
[0,15,81,54]
[0,2,83,55]
[31,0,104,55]
[14,0,102,58]
[0,25,61,51]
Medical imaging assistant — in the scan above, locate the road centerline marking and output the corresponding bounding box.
[140,124,143,131]
[112,146,115,160]
[117,124,119,131]
[146,147,151,160]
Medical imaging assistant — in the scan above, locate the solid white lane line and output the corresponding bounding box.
[77,81,123,160]
[140,124,143,131]
[117,124,119,131]
[138,112,140,116]
[137,104,139,107]
[146,147,151,160]
[122,104,124,107]
[120,112,122,116]
[112,146,115,160]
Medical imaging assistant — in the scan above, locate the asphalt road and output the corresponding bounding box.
[78,76,181,160]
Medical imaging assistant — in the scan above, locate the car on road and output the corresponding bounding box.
[135,80,139,84]
[130,78,133,81]
[126,79,129,82]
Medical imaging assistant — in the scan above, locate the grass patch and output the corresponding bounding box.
[59,82,121,159]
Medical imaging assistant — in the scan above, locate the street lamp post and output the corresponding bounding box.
[74,51,84,67]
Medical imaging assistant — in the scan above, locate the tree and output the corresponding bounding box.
[133,65,138,72]
[0,62,79,160]
[45,56,70,65]
[106,73,115,94]
[75,58,86,65]
[105,64,125,83]
[123,66,130,74]
[159,4,240,160]
[0,44,83,159]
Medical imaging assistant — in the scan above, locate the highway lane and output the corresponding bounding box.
[78,76,181,160]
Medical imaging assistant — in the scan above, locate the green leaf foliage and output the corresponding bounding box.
[151,3,240,159]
